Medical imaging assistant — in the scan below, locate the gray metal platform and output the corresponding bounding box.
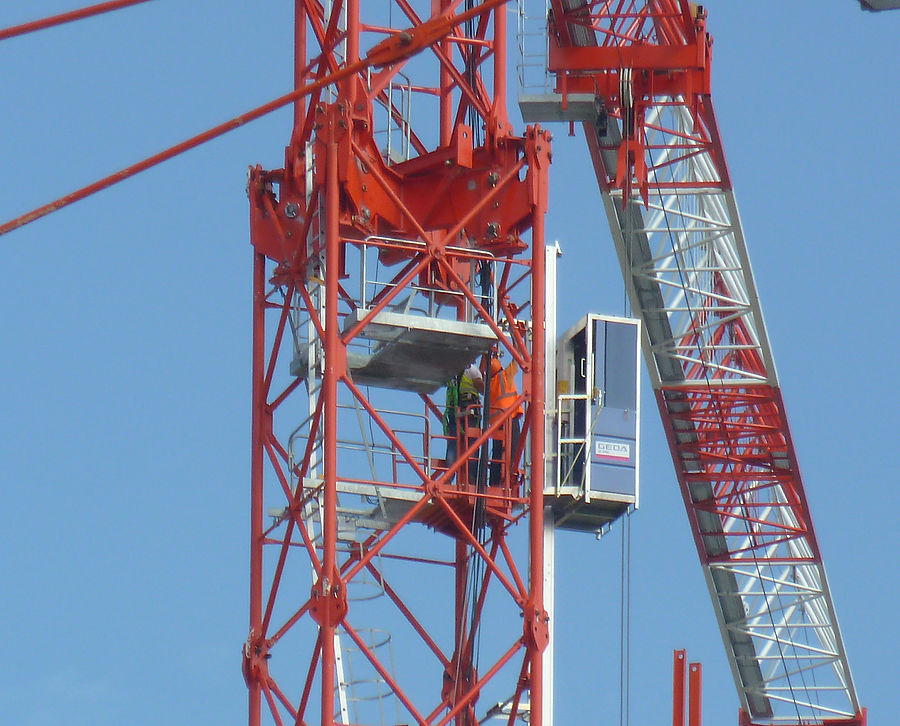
[518,93,604,123]
[292,310,496,394]
[544,488,634,533]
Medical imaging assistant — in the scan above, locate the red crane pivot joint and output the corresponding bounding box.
[548,2,712,204]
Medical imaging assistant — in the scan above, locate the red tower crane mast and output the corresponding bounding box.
[245,2,550,724]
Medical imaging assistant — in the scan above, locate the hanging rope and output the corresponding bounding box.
[646,142,807,724]
[619,509,632,726]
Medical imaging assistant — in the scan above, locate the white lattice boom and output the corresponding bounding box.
[540,1,864,724]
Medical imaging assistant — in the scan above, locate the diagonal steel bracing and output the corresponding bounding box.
[544,1,862,724]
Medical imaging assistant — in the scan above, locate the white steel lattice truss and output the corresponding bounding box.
[587,96,861,723]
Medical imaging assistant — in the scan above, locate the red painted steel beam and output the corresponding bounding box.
[527,126,550,725]
[673,650,686,726]
[317,118,342,726]
[291,1,307,142]
[688,662,702,726]
[548,44,703,72]
[0,0,513,239]
[0,0,153,41]
[246,251,267,726]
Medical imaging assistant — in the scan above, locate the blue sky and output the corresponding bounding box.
[0,2,896,725]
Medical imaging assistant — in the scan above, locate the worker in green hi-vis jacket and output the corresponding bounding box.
[443,362,484,485]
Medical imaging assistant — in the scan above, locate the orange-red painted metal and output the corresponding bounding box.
[247,2,550,724]
[548,2,864,724]
[0,1,512,239]
[673,649,686,726]
[547,0,710,205]
[0,0,152,41]
[689,662,702,726]
[0,3,872,726]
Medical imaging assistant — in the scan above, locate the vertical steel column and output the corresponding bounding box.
[673,649,687,726]
[320,129,342,726]
[528,135,548,726]
[346,0,359,64]
[492,2,506,123]
[688,662,702,726]
[439,0,452,145]
[293,0,306,131]
[454,539,468,726]
[541,507,554,726]
[249,250,266,726]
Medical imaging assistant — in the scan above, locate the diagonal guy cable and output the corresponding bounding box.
[0,0,154,42]
[0,0,511,238]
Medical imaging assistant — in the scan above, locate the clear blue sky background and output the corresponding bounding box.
[0,2,896,725]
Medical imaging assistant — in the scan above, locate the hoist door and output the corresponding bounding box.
[589,318,639,502]
[551,313,640,532]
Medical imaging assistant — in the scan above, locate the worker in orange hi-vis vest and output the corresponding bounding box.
[481,351,524,487]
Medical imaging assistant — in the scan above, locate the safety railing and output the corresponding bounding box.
[516,0,552,95]
[555,391,592,495]
[369,69,413,165]
[339,625,400,726]
[289,236,501,375]
[288,403,433,493]
[433,401,523,498]
[356,236,498,323]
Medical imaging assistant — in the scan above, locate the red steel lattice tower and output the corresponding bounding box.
[245,2,551,724]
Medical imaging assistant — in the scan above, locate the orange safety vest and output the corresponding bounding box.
[487,358,523,423]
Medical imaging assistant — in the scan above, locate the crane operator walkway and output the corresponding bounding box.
[292,308,497,394]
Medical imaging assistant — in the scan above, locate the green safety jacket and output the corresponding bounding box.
[443,371,480,436]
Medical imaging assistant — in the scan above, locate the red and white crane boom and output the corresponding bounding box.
[533,2,864,724]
